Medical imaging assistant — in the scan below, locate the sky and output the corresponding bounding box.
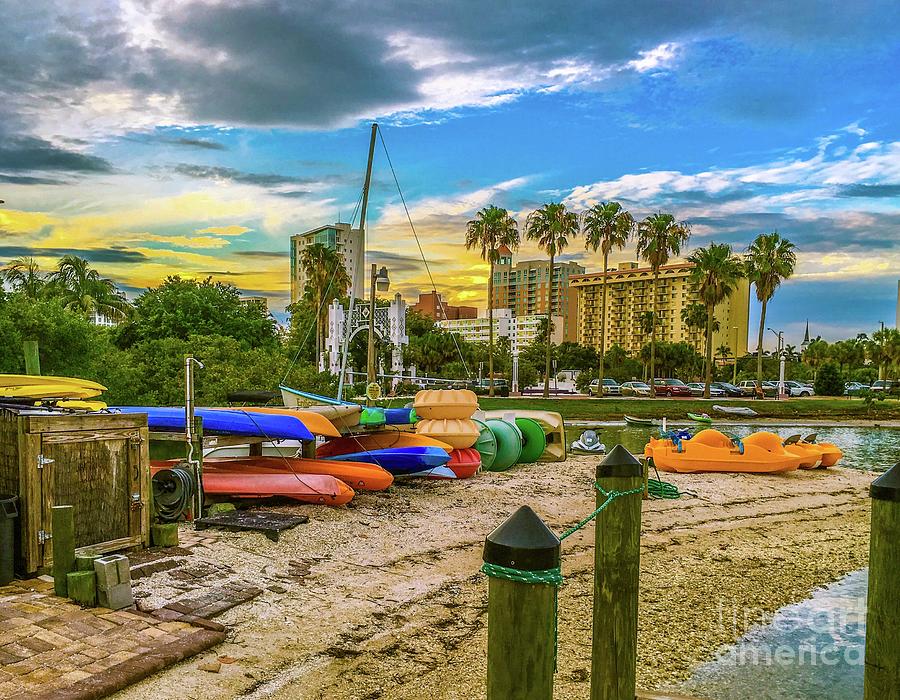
[1,0,898,348]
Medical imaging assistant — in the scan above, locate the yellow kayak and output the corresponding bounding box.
[0,374,106,391]
[1,384,103,399]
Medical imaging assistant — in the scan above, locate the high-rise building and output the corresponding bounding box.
[437,308,563,355]
[570,261,751,357]
[239,295,269,313]
[290,222,364,303]
[411,291,477,321]
[491,247,584,342]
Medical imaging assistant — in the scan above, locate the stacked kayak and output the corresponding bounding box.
[645,429,801,473]
[320,444,450,476]
[1,374,107,403]
[112,407,314,441]
[413,390,482,477]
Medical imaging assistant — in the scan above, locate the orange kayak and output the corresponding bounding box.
[317,431,452,458]
[211,406,341,437]
[645,429,801,473]
[154,456,393,491]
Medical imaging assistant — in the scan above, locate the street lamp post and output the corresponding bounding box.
[366,263,390,405]
[732,325,739,385]
[879,320,885,381]
[768,327,785,399]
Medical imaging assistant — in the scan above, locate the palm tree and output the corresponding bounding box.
[524,202,580,397]
[299,243,352,369]
[1,257,44,298]
[582,201,634,394]
[745,232,796,386]
[46,255,131,322]
[636,212,691,384]
[680,302,707,354]
[465,205,520,397]
[688,243,745,397]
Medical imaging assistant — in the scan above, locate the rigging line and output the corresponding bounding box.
[376,126,471,379]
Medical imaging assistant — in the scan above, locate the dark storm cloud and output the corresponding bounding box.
[837,184,900,198]
[166,137,227,151]
[0,174,65,185]
[0,246,148,263]
[166,164,322,187]
[365,249,449,275]
[0,135,113,173]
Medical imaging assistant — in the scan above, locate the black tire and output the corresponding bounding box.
[666,391,672,397]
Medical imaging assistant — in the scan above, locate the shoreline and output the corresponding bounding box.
[113,460,874,699]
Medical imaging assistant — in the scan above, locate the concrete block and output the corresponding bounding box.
[151,523,179,547]
[114,556,131,585]
[98,582,133,611]
[94,554,129,590]
[76,553,100,572]
[66,571,97,607]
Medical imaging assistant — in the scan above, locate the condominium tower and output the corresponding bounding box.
[570,261,750,357]
[437,309,564,355]
[491,247,584,342]
[290,222,364,303]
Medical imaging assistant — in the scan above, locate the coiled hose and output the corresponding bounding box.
[152,467,195,522]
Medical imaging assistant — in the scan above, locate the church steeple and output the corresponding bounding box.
[801,319,811,348]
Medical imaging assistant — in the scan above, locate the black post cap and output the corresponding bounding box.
[871,463,900,502]
[596,444,642,479]
[483,505,560,571]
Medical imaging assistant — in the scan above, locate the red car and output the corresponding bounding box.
[652,378,693,397]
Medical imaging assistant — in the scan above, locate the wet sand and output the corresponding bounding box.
[115,459,873,699]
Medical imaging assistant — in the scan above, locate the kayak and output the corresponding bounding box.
[111,407,314,441]
[213,406,340,437]
[646,429,801,473]
[322,446,450,475]
[712,404,758,417]
[156,456,393,491]
[317,432,452,458]
[624,415,656,426]
[0,374,106,391]
[687,413,712,424]
[2,384,103,399]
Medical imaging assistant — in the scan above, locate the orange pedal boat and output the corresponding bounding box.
[645,429,802,474]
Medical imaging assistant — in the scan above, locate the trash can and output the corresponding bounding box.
[0,495,19,585]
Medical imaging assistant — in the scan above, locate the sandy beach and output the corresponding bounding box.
[115,458,873,700]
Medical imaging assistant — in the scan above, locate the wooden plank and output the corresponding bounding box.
[75,535,142,556]
[51,505,75,596]
[25,413,146,434]
[23,340,41,375]
[41,429,142,445]
[150,431,266,448]
[139,427,150,547]
[17,420,42,574]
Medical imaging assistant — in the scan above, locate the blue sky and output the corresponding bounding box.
[1,0,898,348]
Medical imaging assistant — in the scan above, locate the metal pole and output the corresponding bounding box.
[184,355,205,516]
[366,263,378,406]
[732,326,739,384]
[778,332,786,399]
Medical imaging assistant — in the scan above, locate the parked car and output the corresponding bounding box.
[686,382,726,397]
[711,381,745,397]
[652,378,693,397]
[470,379,510,397]
[738,380,777,397]
[844,381,870,396]
[620,381,652,397]
[774,380,815,397]
[871,380,899,395]
[588,378,621,396]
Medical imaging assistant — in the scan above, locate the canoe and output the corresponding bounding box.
[712,404,758,417]
[481,410,566,462]
[2,384,103,399]
[645,429,801,473]
[0,374,106,391]
[157,456,393,491]
[624,415,656,426]
[687,413,712,424]
[111,407,314,441]
[317,432,452,458]
[214,407,340,437]
[321,446,450,475]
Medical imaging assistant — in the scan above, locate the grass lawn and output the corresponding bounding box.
[476,396,900,422]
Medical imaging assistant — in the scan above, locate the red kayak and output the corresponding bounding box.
[448,448,481,479]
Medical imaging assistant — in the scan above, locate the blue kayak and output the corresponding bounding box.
[322,446,449,475]
[111,407,314,441]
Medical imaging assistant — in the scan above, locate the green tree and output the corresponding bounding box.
[814,361,844,396]
[1,257,45,298]
[582,201,634,389]
[46,255,131,321]
[524,202,579,398]
[465,205,519,397]
[636,212,691,385]
[298,243,352,368]
[680,302,707,354]
[688,243,745,397]
[745,232,797,385]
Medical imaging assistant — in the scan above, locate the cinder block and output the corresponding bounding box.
[94,555,129,590]
[114,556,131,585]
[76,553,100,572]
[98,582,133,610]
[66,571,97,607]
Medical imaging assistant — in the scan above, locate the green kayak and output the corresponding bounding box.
[624,415,656,426]
[687,412,712,424]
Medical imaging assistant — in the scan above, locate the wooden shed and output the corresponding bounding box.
[0,409,150,576]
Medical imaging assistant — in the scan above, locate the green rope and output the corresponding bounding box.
[480,562,562,586]
[647,462,693,499]
[558,483,644,540]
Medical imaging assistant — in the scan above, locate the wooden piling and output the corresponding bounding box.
[864,463,900,698]
[483,505,561,700]
[591,445,643,700]
[51,505,75,597]
[23,341,40,375]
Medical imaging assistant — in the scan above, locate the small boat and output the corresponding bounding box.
[317,432,452,458]
[111,406,314,441]
[645,429,801,473]
[687,412,712,424]
[321,446,450,475]
[802,434,843,467]
[712,404,758,417]
[0,374,106,391]
[213,406,341,437]
[2,384,103,399]
[624,415,657,426]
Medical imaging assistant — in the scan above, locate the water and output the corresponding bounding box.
[571,423,900,472]
[680,569,868,700]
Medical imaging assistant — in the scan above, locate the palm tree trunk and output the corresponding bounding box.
[543,254,554,398]
[756,297,768,385]
[488,261,495,398]
[597,252,608,397]
[650,270,659,387]
[704,305,714,398]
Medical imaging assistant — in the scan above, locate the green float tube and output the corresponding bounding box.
[472,418,498,471]
[515,417,547,464]
[485,419,523,471]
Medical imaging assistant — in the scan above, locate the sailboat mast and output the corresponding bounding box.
[336,123,378,400]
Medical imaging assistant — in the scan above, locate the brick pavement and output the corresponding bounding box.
[0,578,224,700]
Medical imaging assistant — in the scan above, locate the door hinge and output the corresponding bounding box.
[38,530,52,544]
[37,454,54,470]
